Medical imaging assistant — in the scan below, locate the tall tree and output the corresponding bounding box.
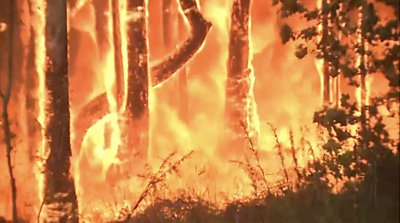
[41,0,79,221]
[224,0,259,154]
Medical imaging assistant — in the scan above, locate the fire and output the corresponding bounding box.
[0,0,397,222]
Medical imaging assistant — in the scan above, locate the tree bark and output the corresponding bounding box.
[225,0,259,152]
[121,0,149,161]
[41,0,79,222]
[111,0,124,107]
[72,0,211,157]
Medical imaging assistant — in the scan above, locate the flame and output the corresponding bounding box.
[0,0,398,221]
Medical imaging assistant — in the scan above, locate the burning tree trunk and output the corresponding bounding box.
[162,0,189,123]
[225,0,259,151]
[41,0,79,221]
[317,0,342,107]
[111,0,124,107]
[121,0,149,160]
[72,0,211,156]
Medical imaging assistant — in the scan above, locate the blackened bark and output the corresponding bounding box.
[72,0,211,154]
[152,0,211,86]
[114,0,150,164]
[225,0,259,149]
[126,0,148,121]
[41,0,79,222]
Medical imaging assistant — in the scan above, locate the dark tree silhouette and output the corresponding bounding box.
[41,0,79,221]
[224,0,259,153]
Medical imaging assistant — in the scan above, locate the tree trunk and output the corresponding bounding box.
[225,0,259,153]
[162,0,190,123]
[121,0,149,162]
[111,0,124,107]
[41,0,79,222]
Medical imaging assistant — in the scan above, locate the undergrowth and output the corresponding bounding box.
[107,106,399,223]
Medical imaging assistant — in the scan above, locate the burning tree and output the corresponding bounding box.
[73,0,211,166]
[40,0,79,221]
[224,0,260,153]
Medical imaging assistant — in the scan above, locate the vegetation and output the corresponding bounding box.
[0,0,398,222]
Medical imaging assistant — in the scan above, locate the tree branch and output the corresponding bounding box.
[151,0,212,87]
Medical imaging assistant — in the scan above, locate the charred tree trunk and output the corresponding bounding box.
[41,0,79,222]
[225,0,259,152]
[121,0,149,161]
[72,0,211,157]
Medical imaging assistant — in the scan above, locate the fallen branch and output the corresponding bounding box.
[72,0,211,153]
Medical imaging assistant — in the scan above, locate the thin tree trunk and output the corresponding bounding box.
[322,0,330,105]
[111,0,124,107]
[72,0,211,156]
[121,0,149,161]
[225,0,259,151]
[41,0,79,222]
[1,0,18,221]
[162,0,189,123]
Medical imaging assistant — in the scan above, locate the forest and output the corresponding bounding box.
[0,0,398,222]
